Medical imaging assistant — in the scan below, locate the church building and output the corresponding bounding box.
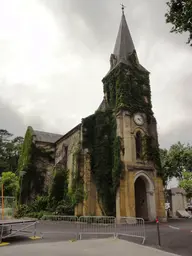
[20,10,166,221]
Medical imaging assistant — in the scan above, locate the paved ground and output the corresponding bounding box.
[0,238,179,256]
[1,219,192,256]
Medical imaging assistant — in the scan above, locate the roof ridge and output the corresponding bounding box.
[33,129,63,136]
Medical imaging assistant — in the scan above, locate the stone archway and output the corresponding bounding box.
[134,172,156,221]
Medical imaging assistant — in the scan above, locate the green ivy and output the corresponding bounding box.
[17,126,55,204]
[142,134,162,175]
[82,110,123,216]
[82,61,163,215]
[112,136,124,193]
[49,166,68,203]
[17,126,34,204]
[70,148,85,206]
[103,62,162,176]
[18,126,33,174]
[103,63,153,120]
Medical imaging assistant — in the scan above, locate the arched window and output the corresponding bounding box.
[135,131,142,159]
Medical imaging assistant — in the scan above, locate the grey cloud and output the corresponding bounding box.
[0,98,26,136]
[41,0,188,52]
[1,0,191,149]
[0,98,56,138]
[159,120,192,149]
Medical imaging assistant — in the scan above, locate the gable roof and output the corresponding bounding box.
[55,123,81,145]
[33,130,63,144]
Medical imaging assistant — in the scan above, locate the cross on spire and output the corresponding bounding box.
[121,3,126,14]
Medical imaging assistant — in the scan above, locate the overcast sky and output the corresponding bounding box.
[0,0,192,149]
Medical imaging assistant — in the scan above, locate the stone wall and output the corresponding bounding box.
[168,188,187,218]
[35,141,55,194]
[55,125,81,188]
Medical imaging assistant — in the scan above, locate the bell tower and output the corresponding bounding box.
[102,10,166,221]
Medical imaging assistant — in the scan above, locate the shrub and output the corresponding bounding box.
[14,204,30,218]
[55,199,74,215]
[29,196,49,212]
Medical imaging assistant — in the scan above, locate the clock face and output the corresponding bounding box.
[134,113,144,126]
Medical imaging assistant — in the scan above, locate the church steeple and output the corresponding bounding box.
[113,10,136,63]
[109,9,141,72]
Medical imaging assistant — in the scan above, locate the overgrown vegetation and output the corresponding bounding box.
[103,62,153,117]
[82,110,123,216]
[15,166,74,218]
[70,148,85,206]
[103,62,162,172]
[165,0,192,46]
[82,60,162,215]
[17,126,55,204]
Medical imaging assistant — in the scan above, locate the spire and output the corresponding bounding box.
[104,7,148,78]
[113,9,136,64]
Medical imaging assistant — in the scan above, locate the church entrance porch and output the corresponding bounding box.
[134,172,156,222]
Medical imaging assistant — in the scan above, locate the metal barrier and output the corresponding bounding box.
[40,215,79,239]
[40,215,146,244]
[116,217,145,244]
[79,216,116,240]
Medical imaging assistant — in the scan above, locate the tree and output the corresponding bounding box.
[0,171,19,196]
[0,129,23,174]
[160,142,192,185]
[165,0,192,46]
[179,171,192,197]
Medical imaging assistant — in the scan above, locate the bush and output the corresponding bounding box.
[29,196,49,212]
[26,211,44,219]
[14,196,49,218]
[14,204,30,218]
[14,194,75,219]
[55,199,74,215]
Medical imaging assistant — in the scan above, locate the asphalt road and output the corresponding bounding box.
[2,219,192,256]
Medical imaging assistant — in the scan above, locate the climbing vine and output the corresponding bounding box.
[18,126,55,204]
[70,147,85,206]
[142,135,162,175]
[82,61,163,214]
[112,136,124,193]
[49,166,68,203]
[18,126,33,175]
[82,110,123,216]
[103,62,162,176]
[103,63,153,121]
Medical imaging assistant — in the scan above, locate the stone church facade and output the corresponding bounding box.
[22,11,166,221]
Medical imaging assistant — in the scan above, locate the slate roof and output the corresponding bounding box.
[103,12,149,79]
[113,12,136,63]
[33,130,63,144]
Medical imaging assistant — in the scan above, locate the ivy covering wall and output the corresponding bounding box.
[82,60,162,215]
[103,62,162,174]
[70,148,85,206]
[18,126,55,204]
[82,110,123,216]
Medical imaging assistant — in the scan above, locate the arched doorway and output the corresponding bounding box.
[135,177,148,220]
[134,172,156,221]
